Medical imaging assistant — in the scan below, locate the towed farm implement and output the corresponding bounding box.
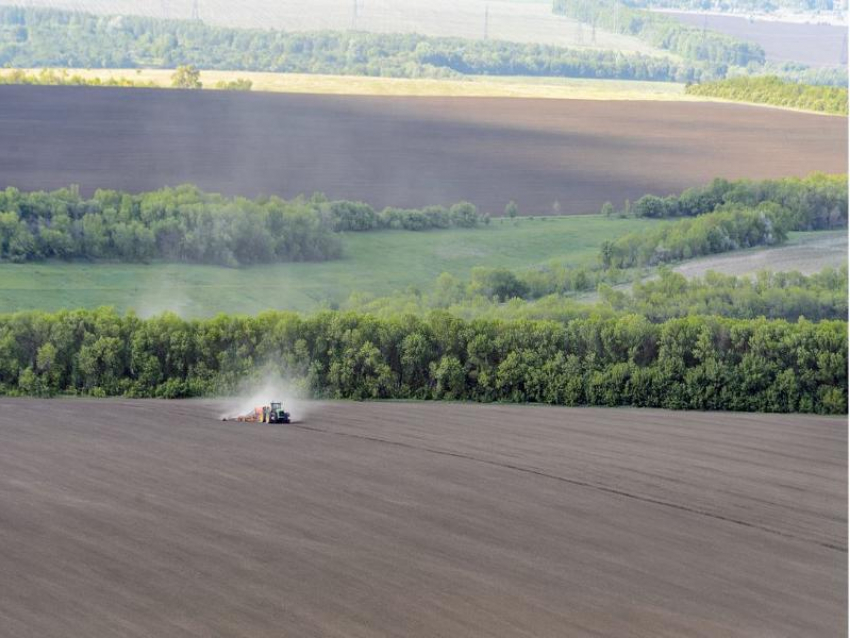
[225,402,291,424]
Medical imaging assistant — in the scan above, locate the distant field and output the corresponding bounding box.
[665,11,848,67]
[5,0,665,55]
[0,85,844,214]
[29,69,695,101]
[0,216,662,316]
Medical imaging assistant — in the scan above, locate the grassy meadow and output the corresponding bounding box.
[0,215,662,317]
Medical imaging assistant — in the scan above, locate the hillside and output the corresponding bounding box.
[0,0,663,53]
[0,85,843,214]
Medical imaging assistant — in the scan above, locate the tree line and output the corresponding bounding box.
[0,6,712,83]
[601,203,791,268]
[685,75,849,114]
[0,67,158,88]
[625,173,847,226]
[0,308,845,414]
[346,262,848,324]
[601,175,847,268]
[598,266,848,322]
[327,200,486,231]
[0,185,487,265]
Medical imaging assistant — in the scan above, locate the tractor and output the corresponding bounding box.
[226,401,291,424]
[262,402,291,424]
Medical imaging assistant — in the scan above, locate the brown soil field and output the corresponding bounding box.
[667,12,848,67]
[0,399,845,637]
[0,85,845,214]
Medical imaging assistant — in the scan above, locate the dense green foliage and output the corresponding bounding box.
[0,67,156,87]
[214,78,253,91]
[0,308,845,413]
[0,185,341,265]
[553,0,765,69]
[347,260,848,323]
[685,75,849,113]
[0,6,707,83]
[628,173,847,226]
[327,200,487,231]
[600,267,848,321]
[601,203,791,267]
[0,186,488,265]
[171,64,202,89]
[602,175,848,268]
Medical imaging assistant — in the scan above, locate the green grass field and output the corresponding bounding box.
[0,216,660,317]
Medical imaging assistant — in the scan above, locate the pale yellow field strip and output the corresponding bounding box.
[13,68,702,102]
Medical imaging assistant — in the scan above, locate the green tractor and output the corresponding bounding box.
[262,402,291,424]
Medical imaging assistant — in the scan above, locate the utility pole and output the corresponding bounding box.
[191,0,200,21]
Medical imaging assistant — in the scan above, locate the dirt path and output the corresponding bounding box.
[0,399,844,637]
[673,232,848,278]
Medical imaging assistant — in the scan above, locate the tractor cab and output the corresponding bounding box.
[264,401,291,424]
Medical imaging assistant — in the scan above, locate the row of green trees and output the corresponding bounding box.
[327,200,486,231]
[0,185,488,265]
[599,267,848,322]
[685,76,849,114]
[0,6,713,83]
[626,173,847,227]
[0,185,340,265]
[0,308,845,413]
[600,203,790,268]
[0,67,157,87]
[346,263,848,323]
[603,176,848,268]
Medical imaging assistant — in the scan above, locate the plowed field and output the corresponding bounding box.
[0,399,844,637]
[0,85,844,214]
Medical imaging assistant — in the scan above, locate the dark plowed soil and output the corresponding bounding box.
[0,399,844,637]
[0,85,844,214]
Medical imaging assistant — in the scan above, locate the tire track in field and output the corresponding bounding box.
[289,421,847,553]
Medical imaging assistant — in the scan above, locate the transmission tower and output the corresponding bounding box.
[484,4,489,40]
[352,0,359,29]
[160,0,169,18]
[190,0,200,21]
